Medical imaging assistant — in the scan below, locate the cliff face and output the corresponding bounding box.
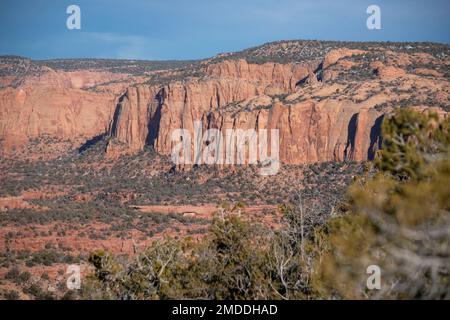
[105,43,450,164]
[0,68,131,152]
[0,87,116,151]
[1,43,449,165]
[106,86,161,155]
[107,87,383,163]
[106,51,384,163]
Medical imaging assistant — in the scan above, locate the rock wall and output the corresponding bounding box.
[106,54,384,163]
[2,47,445,165]
[0,69,126,151]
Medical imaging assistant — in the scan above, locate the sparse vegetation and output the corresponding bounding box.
[81,108,449,300]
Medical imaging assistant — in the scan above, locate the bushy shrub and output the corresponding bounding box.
[84,202,328,300]
[313,108,450,299]
[375,108,450,180]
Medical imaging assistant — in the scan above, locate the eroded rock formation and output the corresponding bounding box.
[1,42,449,166]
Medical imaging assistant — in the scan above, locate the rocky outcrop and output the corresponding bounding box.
[205,59,314,91]
[106,59,319,158]
[108,85,385,163]
[0,85,117,151]
[1,43,448,166]
[106,86,161,156]
[106,57,386,163]
[322,48,366,69]
[0,68,133,153]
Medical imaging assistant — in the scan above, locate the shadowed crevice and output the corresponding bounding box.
[368,114,384,160]
[296,62,323,87]
[145,90,163,147]
[344,113,358,160]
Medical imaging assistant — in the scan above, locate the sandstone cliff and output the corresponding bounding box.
[0,83,116,152]
[1,42,448,166]
[106,47,444,164]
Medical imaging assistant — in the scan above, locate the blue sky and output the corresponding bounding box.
[0,0,449,60]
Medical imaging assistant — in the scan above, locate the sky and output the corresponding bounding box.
[0,0,449,60]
